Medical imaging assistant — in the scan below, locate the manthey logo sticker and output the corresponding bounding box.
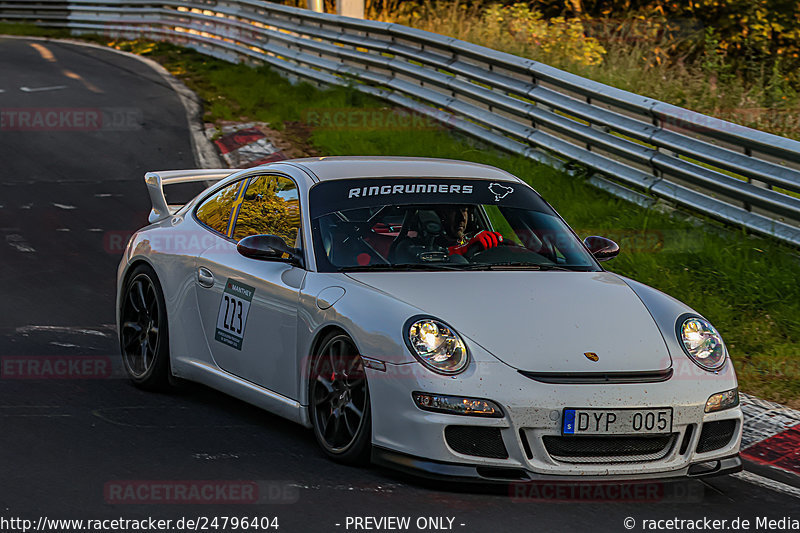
[489,182,514,201]
[215,279,255,350]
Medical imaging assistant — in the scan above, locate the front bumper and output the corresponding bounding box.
[366,354,742,481]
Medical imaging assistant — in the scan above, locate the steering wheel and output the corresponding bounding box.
[466,241,550,263]
[462,238,516,258]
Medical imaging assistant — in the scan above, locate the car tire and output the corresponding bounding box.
[309,332,372,465]
[119,263,172,391]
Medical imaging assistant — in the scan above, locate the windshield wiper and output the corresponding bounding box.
[456,262,576,271]
[340,262,597,272]
[339,263,466,272]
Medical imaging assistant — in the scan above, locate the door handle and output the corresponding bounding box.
[197,267,215,288]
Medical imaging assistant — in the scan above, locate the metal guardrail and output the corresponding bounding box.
[4,0,800,246]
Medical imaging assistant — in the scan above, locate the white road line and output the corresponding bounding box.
[20,85,67,93]
[49,341,81,348]
[192,452,243,460]
[733,471,800,499]
[52,203,77,210]
[6,234,35,253]
[15,325,112,337]
[287,482,401,493]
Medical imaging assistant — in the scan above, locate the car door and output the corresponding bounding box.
[194,174,305,400]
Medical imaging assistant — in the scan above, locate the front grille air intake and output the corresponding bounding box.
[696,420,737,453]
[444,426,508,459]
[543,434,676,463]
[519,369,673,384]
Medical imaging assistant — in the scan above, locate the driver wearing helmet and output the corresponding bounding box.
[436,205,503,256]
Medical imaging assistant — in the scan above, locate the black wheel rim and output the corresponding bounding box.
[121,274,161,379]
[311,336,368,453]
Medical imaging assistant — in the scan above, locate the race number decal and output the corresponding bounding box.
[214,279,255,350]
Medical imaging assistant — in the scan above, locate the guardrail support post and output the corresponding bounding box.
[337,0,364,18]
[307,0,324,13]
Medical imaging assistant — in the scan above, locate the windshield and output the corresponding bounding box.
[309,178,600,272]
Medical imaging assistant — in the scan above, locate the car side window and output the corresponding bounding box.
[195,180,245,236]
[232,175,301,246]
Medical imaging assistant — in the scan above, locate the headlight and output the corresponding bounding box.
[678,316,726,371]
[404,317,469,375]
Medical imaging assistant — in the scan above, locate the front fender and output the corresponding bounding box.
[620,276,738,384]
[298,272,422,366]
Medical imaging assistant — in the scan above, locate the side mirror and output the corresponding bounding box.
[237,234,304,267]
[584,236,620,262]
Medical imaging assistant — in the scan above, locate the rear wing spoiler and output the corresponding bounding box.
[144,169,234,224]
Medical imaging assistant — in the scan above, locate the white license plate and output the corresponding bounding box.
[562,408,673,435]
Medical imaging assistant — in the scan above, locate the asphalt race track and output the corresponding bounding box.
[1,37,798,532]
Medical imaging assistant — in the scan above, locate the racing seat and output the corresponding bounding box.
[386,209,413,263]
[387,209,447,263]
[324,219,389,267]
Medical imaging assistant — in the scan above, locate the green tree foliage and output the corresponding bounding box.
[529,0,800,77]
[482,2,606,65]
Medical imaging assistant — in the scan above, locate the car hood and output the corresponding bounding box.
[346,271,672,373]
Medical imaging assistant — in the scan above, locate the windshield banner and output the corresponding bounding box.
[309,178,551,218]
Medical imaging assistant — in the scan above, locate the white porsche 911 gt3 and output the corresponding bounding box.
[117,157,742,481]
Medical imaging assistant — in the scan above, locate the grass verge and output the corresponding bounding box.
[0,22,70,38]
[9,30,800,404]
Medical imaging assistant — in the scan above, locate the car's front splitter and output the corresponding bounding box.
[372,446,742,484]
